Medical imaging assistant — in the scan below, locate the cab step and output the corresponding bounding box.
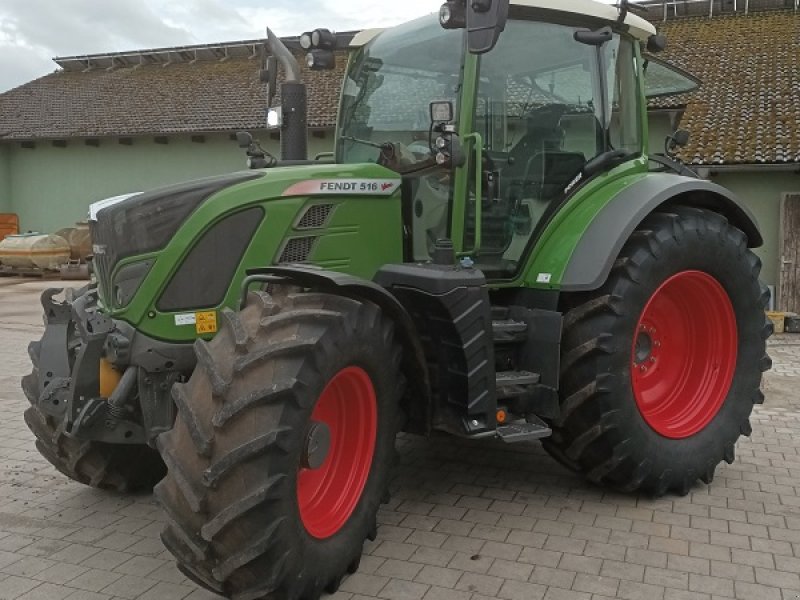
[492,319,528,344]
[496,369,539,400]
[497,416,552,443]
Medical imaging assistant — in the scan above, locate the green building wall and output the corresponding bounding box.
[0,145,10,214]
[4,132,333,234]
[2,127,795,292]
[710,171,798,293]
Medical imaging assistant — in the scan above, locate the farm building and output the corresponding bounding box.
[0,1,798,308]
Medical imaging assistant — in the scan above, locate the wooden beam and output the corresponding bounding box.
[119,137,133,146]
[85,138,100,147]
[52,139,67,148]
[154,136,169,145]
[191,135,206,144]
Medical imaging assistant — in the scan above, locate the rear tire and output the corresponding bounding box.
[544,207,772,495]
[23,340,165,492]
[155,290,404,600]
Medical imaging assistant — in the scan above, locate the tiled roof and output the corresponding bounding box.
[0,49,346,140]
[654,9,800,165]
[1,10,798,166]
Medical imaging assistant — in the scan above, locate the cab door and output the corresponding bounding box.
[451,15,644,280]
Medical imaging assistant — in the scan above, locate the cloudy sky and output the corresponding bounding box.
[0,0,437,93]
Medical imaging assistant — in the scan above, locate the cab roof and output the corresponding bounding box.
[351,0,656,47]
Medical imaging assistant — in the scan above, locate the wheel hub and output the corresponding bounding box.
[633,328,655,366]
[301,421,331,470]
[631,271,738,439]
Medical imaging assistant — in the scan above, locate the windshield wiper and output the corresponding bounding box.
[582,149,630,177]
[339,135,385,149]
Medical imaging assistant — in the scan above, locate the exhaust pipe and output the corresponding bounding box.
[267,28,308,161]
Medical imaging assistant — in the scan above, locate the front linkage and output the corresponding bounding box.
[29,285,192,447]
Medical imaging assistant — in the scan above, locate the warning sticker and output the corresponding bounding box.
[195,311,218,335]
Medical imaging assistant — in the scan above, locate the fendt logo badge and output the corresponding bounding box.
[283,179,401,197]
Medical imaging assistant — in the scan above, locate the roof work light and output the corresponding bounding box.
[300,28,337,71]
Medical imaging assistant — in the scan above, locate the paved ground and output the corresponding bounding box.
[1,277,800,600]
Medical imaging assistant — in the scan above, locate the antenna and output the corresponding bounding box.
[615,0,650,22]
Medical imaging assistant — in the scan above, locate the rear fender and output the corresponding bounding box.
[243,266,432,433]
[560,173,762,292]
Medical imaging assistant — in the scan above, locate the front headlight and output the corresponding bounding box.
[112,260,154,308]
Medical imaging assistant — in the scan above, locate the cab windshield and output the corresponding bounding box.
[337,17,463,171]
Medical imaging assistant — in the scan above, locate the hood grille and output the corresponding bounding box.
[278,237,317,263]
[296,204,334,229]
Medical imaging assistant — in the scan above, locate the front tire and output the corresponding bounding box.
[544,207,772,495]
[155,290,404,599]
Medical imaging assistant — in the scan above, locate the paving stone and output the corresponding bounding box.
[375,559,424,581]
[2,556,56,578]
[32,562,88,585]
[16,582,75,600]
[687,573,734,597]
[98,574,159,599]
[407,545,455,567]
[413,565,463,588]
[573,573,620,596]
[1,298,800,600]
[135,581,195,600]
[487,558,533,581]
[617,579,666,600]
[340,573,391,596]
[497,578,547,600]
[454,571,503,596]
[378,578,429,600]
[421,586,470,600]
[447,551,493,574]
[66,568,123,592]
[530,565,577,589]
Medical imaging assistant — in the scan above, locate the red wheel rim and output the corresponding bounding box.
[297,366,377,539]
[631,271,737,439]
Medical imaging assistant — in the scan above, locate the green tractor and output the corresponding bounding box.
[23,0,772,597]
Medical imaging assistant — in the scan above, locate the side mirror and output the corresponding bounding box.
[647,34,667,53]
[574,27,613,46]
[236,131,254,149]
[665,129,690,158]
[260,55,278,107]
[467,0,509,54]
[440,0,509,54]
[672,129,691,147]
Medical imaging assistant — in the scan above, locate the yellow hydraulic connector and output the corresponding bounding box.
[99,359,122,398]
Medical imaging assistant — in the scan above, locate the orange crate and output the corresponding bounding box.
[0,214,19,241]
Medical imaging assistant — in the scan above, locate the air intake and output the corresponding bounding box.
[297,204,334,229]
[278,237,317,263]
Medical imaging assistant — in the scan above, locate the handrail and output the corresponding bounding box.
[459,132,484,258]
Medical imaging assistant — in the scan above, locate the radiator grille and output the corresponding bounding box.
[297,204,334,229]
[278,237,317,263]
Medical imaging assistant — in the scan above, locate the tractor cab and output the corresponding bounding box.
[338,1,654,278]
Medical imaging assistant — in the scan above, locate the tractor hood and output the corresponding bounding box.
[88,162,405,337]
[90,171,264,304]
